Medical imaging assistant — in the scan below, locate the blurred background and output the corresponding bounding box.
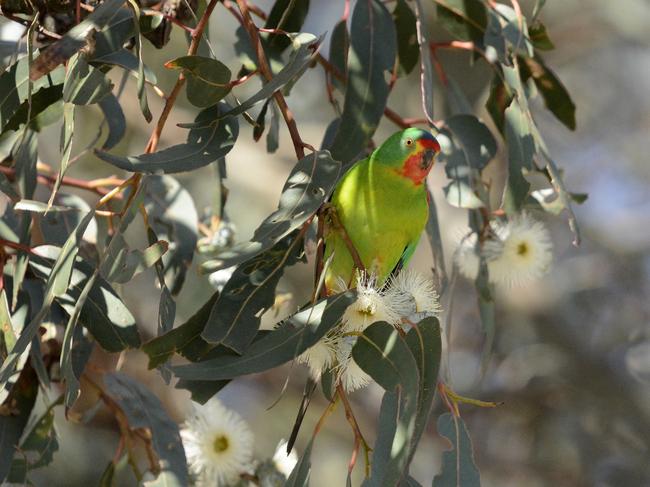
[2,0,650,485]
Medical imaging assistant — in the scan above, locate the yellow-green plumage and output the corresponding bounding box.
[323,128,440,292]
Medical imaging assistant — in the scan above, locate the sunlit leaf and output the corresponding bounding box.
[29,0,126,80]
[63,54,113,105]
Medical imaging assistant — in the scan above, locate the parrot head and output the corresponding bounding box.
[372,128,441,185]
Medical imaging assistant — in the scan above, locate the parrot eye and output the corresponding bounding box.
[405,138,414,147]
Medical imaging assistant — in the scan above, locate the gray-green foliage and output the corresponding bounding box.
[0,0,581,484]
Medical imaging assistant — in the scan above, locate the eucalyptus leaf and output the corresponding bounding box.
[7,395,62,482]
[125,0,152,122]
[202,150,340,272]
[29,0,127,79]
[393,0,419,76]
[502,99,534,213]
[143,175,198,294]
[0,362,38,482]
[143,292,219,368]
[327,0,396,163]
[166,56,232,108]
[103,373,188,486]
[98,94,126,150]
[0,57,64,133]
[264,0,311,55]
[284,436,313,487]
[353,322,419,485]
[436,0,487,44]
[172,291,355,380]
[95,102,239,174]
[201,232,304,352]
[63,54,114,105]
[432,413,481,487]
[28,255,141,353]
[519,56,575,130]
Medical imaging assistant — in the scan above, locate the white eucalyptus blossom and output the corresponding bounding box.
[181,398,255,486]
[454,232,481,281]
[295,332,339,380]
[336,335,372,393]
[340,271,401,332]
[387,268,442,318]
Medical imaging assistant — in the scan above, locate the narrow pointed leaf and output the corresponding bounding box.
[172,291,355,380]
[202,150,340,272]
[432,413,481,487]
[328,0,396,162]
[95,103,238,174]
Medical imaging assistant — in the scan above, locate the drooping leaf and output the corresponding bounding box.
[172,291,355,380]
[0,54,64,133]
[528,21,554,50]
[0,211,94,384]
[36,193,93,247]
[7,395,63,482]
[166,56,232,108]
[201,232,304,353]
[435,0,487,44]
[404,318,442,465]
[174,378,230,405]
[29,0,127,80]
[264,0,311,55]
[328,20,348,93]
[218,34,321,122]
[98,94,126,150]
[502,100,534,213]
[492,4,534,57]
[62,54,114,105]
[519,56,576,130]
[47,102,75,206]
[95,102,239,174]
[124,0,152,122]
[0,362,38,482]
[393,0,420,76]
[353,322,419,485]
[2,85,64,133]
[202,150,340,272]
[437,114,497,209]
[28,255,141,353]
[103,373,188,486]
[284,437,314,487]
[60,272,98,407]
[327,0,396,163]
[432,413,481,487]
[143,175,198,294]
[143,292,219,368]
[91,49,158,85]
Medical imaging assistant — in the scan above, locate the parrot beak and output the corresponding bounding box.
[420,148,436,171]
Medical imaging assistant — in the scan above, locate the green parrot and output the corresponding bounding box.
[323,128,441,292]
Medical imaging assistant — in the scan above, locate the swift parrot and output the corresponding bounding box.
[323,128,441,292]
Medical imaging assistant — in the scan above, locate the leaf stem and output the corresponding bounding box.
[337,383,371,477]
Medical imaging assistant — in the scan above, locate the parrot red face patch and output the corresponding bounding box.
[398,147,438,185]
